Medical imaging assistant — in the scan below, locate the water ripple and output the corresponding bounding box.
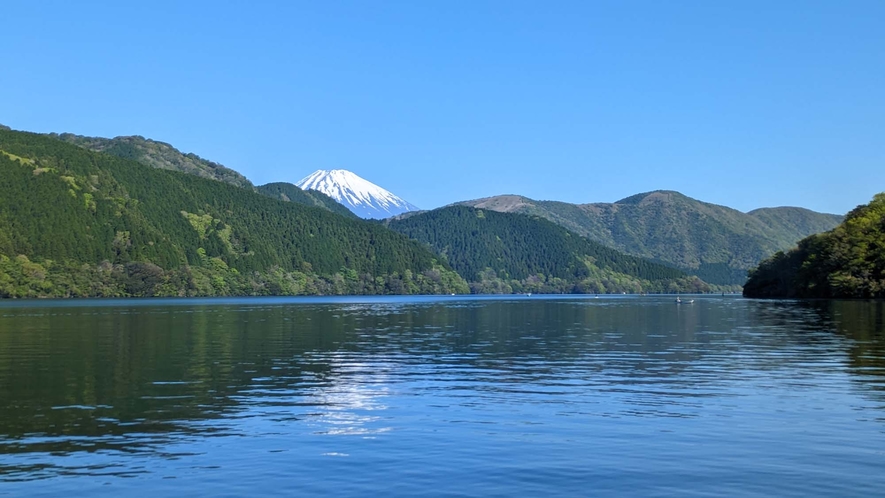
[0,297,883,496]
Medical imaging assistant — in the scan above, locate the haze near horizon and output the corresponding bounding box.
[2,1,882,214]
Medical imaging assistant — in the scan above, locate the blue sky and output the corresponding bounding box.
[2,1,883,214]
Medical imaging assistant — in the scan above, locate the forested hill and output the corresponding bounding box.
[743,193,885,299]
[387,205,712,294]
[37,130,367,217]
[52,133,254,189]
[257,182,356,218]
[460,192,843,286]
[746,206,847,239]
[0,129,468,297]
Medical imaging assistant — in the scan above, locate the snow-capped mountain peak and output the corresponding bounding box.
[295,169,419,219]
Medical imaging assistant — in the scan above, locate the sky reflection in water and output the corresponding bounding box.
[0,296,884,496]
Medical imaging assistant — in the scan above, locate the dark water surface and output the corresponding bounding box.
[1,296,884,496]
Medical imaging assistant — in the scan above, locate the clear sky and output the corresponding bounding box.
[2,1,883,214]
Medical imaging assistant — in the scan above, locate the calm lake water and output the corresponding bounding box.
[1,295,884,496]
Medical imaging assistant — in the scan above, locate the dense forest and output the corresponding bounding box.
[52,133,254,188]
[257,182,356,218]
[387,206,713,294]
[461,191,843,286]
[51,133,359,217]
[0,129,468,297]
[743,193,885,298]
[8,124,844,299]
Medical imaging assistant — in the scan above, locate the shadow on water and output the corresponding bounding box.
[0,296,884,485]
[796,300,885,388]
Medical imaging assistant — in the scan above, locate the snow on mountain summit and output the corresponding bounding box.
[295,169,420,219]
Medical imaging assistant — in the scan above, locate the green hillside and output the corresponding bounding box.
[257,182,356,218]
[0,129,467,297]
[747,206,847,239]
[50,133,357,217]
[744,193,885,299]
[52,133,253,189]
[387,205,712,294]
[460,191,843,285]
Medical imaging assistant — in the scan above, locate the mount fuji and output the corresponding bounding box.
[295,169,420,219]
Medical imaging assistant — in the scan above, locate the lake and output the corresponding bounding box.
[1,295,884,496]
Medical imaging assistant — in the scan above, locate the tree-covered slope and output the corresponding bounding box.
[0,129,467,297]
[747,206,846,241]
[743,194,885,299]
[51,133,254,188]
[48,131,356,217]
[460,191,843,285]
[387,205,712,294]
[257,182,356,219]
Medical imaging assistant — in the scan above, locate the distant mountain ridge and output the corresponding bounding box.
[386,205,712,294]
[51,133,253,188]
[296,169,419,219]
[5,124,844,289]
[459,191,843,285]
[744,193,885,299]
[27,129,351,217]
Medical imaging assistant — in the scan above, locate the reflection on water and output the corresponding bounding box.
[0,296,884,496]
